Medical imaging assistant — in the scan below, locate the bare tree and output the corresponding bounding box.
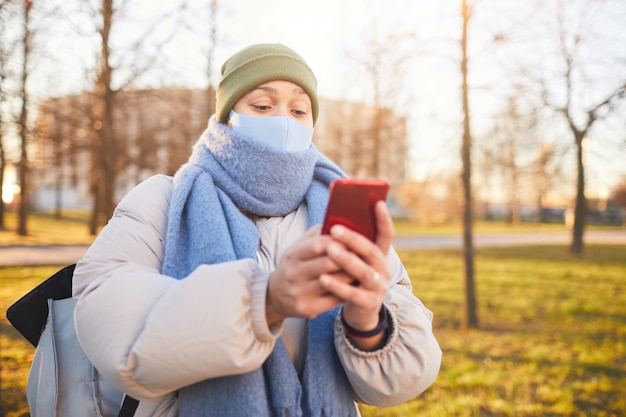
[478,83,561,225]
[87,0,115,234]
[2,0,62,233]
[481,95,526,224]
[205,0,218,120]
[314,98,406,188]
[398,174,463,225]
[78,0,187,234]
[460,0,478,329]
[337,25,415,207]
[0,0,13,230]
[15,0,34,236]
[612,177,626,212]
[534,124,564,226]
[536,0,626,253]
[35,96,90,218]
[354,32,414,179]
[175,0,220,123]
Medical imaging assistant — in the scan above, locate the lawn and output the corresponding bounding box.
[1,265,62,417]
[0,212,95,246]
[361,244,626,416]
[1,244,624,416]
[3,210,608,246]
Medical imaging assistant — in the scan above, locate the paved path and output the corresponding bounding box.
[392,230,626,249]
[0,245,90,266]
[1,230,625,266]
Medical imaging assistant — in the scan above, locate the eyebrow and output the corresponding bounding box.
[253,85,308,95]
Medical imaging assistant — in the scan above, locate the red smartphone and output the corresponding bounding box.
[321,178,389,241]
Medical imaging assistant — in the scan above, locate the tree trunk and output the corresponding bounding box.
[371,106,383,178]
[54,136,62,218]
[205,0,218,121]
[461,0,478,330]
[89,181,101,235]
[0,134,5,230]
[90,0,117,233]
[570,131,586,254]
[17,0,33,236]
[101,99,116,218]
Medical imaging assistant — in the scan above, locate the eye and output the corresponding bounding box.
[291,109,307,116]
[253,105,272,111]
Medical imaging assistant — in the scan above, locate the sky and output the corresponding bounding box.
[182,0,625,202]
[4,0,626,204]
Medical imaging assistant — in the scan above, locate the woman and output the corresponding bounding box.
[73,43,441,417]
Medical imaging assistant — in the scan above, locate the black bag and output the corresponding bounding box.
[7,264,75,347]
[6,264,139,417]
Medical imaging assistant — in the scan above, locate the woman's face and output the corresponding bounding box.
[231,80,314,128]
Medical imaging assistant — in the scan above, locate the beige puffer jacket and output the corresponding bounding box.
[73,174,442,417]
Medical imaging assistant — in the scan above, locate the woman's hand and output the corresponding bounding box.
[266,201,395,352]
[319,201,394,350]
[266,226,349,326]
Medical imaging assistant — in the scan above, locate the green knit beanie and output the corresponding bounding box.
[215,43,319,125]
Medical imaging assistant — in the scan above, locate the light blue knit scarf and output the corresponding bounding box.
[162,117,358,416]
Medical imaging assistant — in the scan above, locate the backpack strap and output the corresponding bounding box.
[118,395,140,417]
[7,264,76,346]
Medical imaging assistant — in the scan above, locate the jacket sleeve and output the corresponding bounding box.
[72,175,281,399]
[334,248,442,407]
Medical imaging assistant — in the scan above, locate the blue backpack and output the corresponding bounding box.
[7,264,139,417]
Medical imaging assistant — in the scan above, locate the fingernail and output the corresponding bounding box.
[331,225,345,237]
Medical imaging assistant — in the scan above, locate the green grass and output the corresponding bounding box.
[1,210,621,244]
[2,246,625,416]
[0,211,95,246]
[1,266,63,417]
[1,212,625,416]
[392,218,622,236]
[360,244,626,416]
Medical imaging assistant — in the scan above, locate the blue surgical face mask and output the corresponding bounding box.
[229,110,314,152]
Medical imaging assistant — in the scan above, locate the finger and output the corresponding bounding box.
[289,278,345,317]
[283,231,335,264]
[374,201,394,253]
[329,223,375,258]
[269,267,343,319]
[325,241,388,289]
[362,268,385,290]
[319,273,380,306]
[328,225,386,273]
[294,255,342,282]
[369,270,382,289]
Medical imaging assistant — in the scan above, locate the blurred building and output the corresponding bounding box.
[32,88,408,212]
[314,99,407,196]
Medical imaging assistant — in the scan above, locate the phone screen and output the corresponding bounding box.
[321,178,389,241]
